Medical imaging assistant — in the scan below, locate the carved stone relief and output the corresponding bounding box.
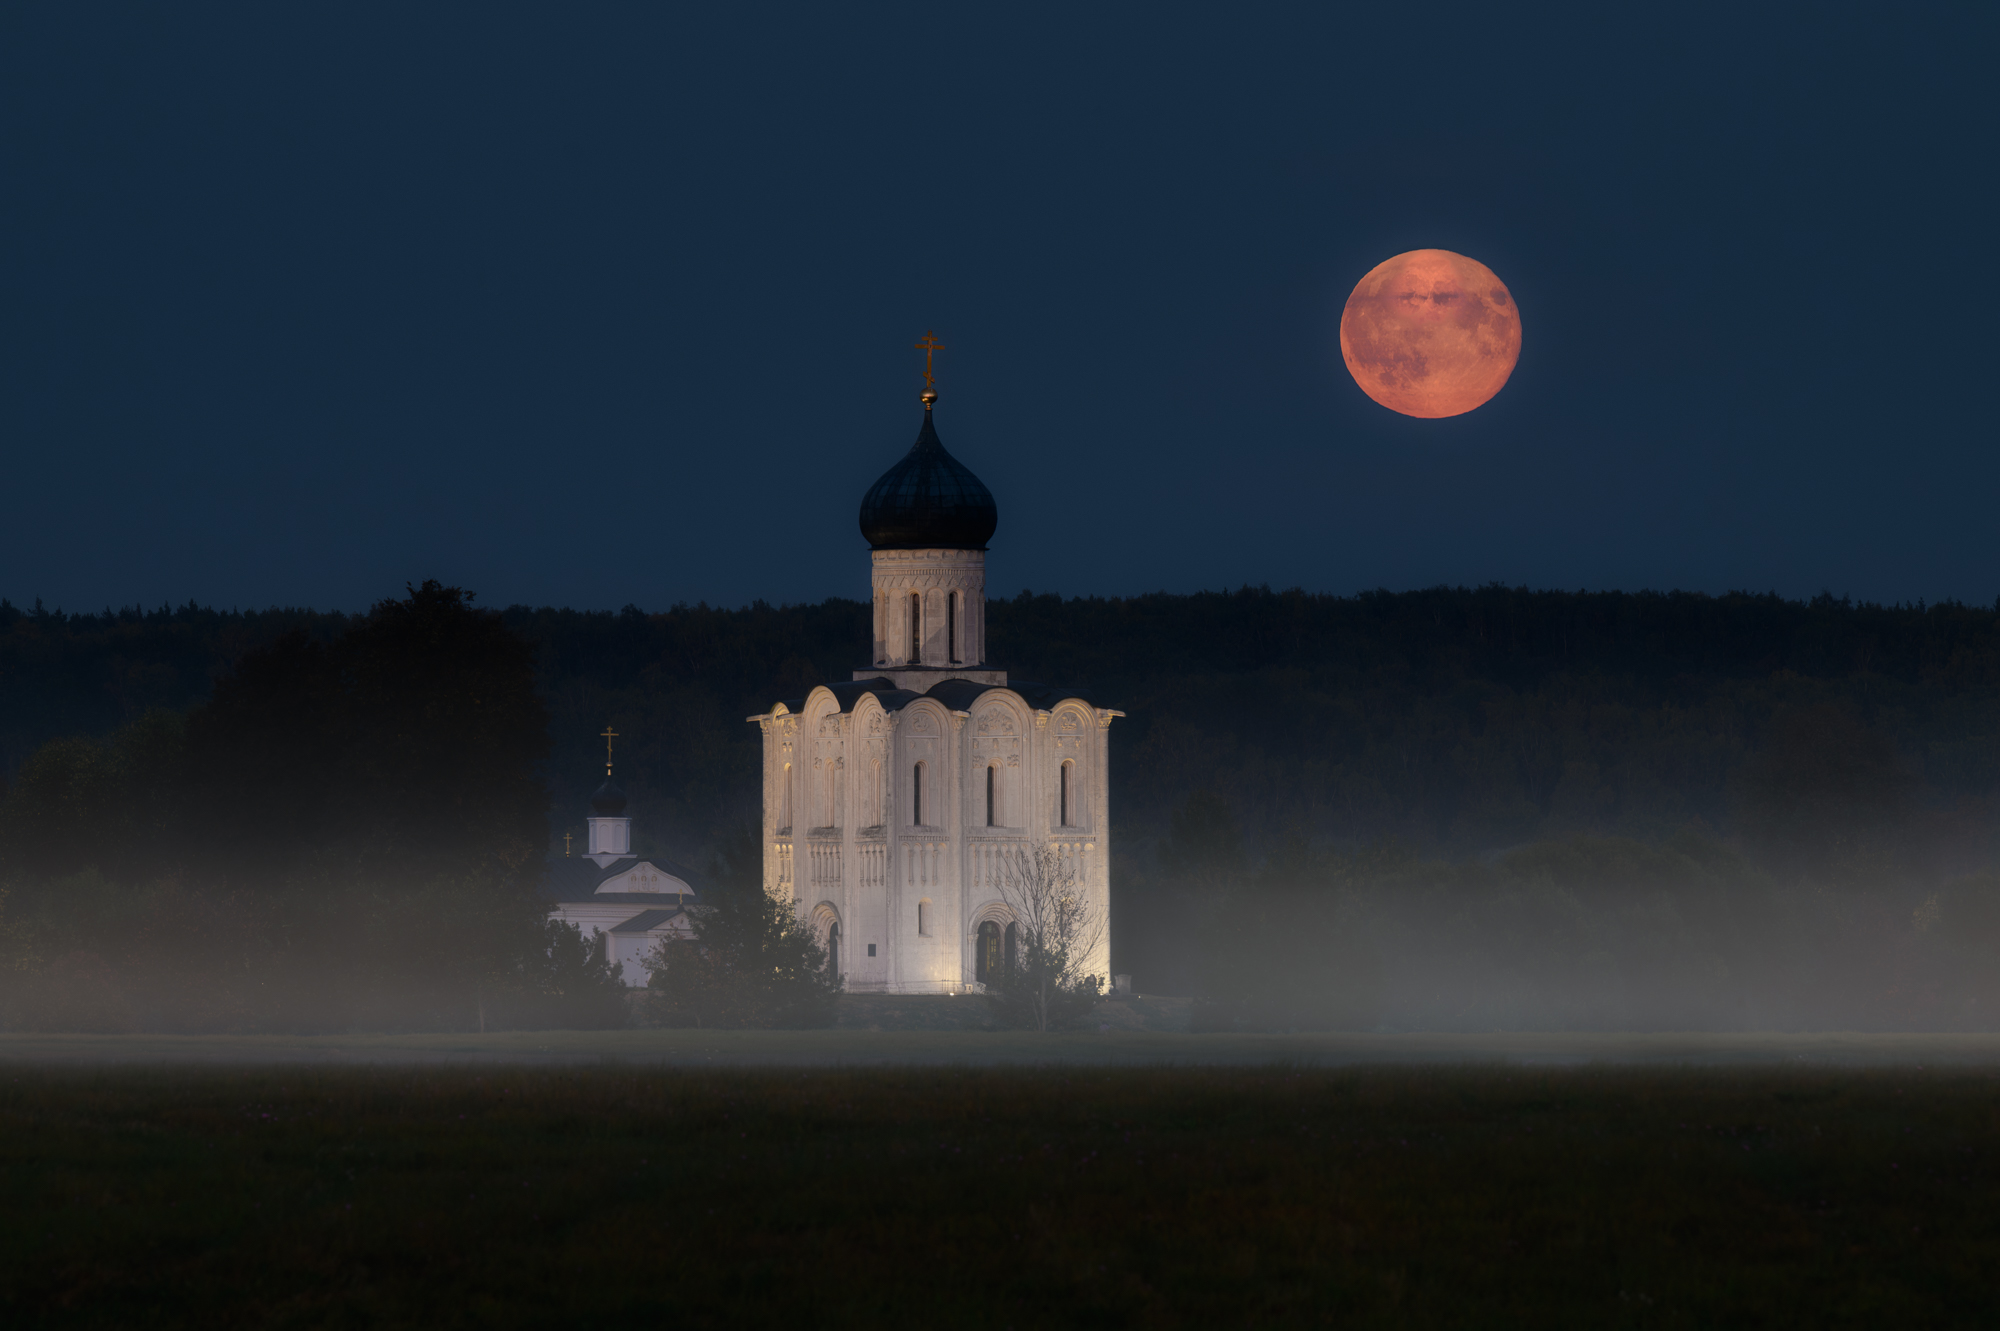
[975,708,1017,736]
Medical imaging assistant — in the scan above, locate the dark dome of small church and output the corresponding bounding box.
[858,411,998,550]
[590,778,627,816]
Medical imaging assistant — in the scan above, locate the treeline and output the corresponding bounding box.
[1158,794,2000,1033]
[0,584,623,1032]
[7,583,2000,1015]
[12,584,2000,862]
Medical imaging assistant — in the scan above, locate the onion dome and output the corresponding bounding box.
[590,778,628,816]
[858,410,998,551]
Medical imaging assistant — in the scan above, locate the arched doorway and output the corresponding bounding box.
[813,903,842,981]
[976,920,1001,984]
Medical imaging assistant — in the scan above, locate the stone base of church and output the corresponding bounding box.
[841,978,983,995]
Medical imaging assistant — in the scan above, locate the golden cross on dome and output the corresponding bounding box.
[600,726,619,774]
[563,830,573,857]
[915,330,943,407]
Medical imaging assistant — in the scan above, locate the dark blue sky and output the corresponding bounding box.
[1,5,1991,614]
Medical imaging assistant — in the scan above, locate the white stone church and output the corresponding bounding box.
[545,762,702,984]
[747,379,1120,993]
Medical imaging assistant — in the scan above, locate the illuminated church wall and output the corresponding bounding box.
[753,679,1116,994]
[749,376,1118,995]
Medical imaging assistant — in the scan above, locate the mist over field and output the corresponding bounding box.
[4,583,2000,1035]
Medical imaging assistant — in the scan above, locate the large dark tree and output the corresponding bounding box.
[184,580,550,892]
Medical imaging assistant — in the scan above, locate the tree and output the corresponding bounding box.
[643,884,840,1029]
[0,711,189,892]
[985,844,1105,1031]
[183,580,550,894]
[510,919,629,1029]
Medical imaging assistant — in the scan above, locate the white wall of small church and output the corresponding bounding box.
[547,902,693,987]
[587,816,630,858]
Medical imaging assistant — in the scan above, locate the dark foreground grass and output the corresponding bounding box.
[3,1065,1996,1328]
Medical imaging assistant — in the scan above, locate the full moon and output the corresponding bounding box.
[1339,249,1521,418]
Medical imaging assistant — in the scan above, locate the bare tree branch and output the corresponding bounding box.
[991,843,1105,1031]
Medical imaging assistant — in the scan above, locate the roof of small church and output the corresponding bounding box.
[542,853,708,904]
[858,410,997,551]
[610,908,687,933]
[589,778,628,816]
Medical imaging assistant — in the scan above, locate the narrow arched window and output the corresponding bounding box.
[1059,760,1072,827]
[976,920,1000,982]
[947,591,958,664]
[909,592,921,663]
[912,761,924,825]
[918,899,932,936]
[826,922,840,977]
[1004,922,1018,972]
[986,764,996,827]
[780,763,793,832]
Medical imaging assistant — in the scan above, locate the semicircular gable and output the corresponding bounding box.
[853,690,898,736]
[972,694,1029,735]
[970,898,1016,927]
[1050,701,1094,737]
[801,685,843,724]
[595,862,695,896]
[900,697,951,736]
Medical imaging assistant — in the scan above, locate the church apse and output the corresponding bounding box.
[746,340,1120,994]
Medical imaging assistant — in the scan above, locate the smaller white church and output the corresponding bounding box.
[544,764,702,985]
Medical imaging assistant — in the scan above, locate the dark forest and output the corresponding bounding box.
[4,583,2000,1028]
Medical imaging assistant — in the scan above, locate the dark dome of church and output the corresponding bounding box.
[858,411,998,550]
[590,779,627,816]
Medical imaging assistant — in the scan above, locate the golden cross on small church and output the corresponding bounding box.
[601,726,619,775]
[563,830,573,857]
[915,330,943,406]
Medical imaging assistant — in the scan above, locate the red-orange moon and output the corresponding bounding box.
[1339,249,1521,418]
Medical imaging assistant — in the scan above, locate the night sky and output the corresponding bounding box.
[1,5,1990,615]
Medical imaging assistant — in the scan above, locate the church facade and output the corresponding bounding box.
[748,376,1120,993]
[545,766,702,985]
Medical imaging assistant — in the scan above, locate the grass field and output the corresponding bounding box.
[4,1027,2000,1066]
[5,1060,1998,1327]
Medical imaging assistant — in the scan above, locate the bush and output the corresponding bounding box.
[643,886,840,1029]
[982,845,1106,1031]
[501,920,629,1030]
